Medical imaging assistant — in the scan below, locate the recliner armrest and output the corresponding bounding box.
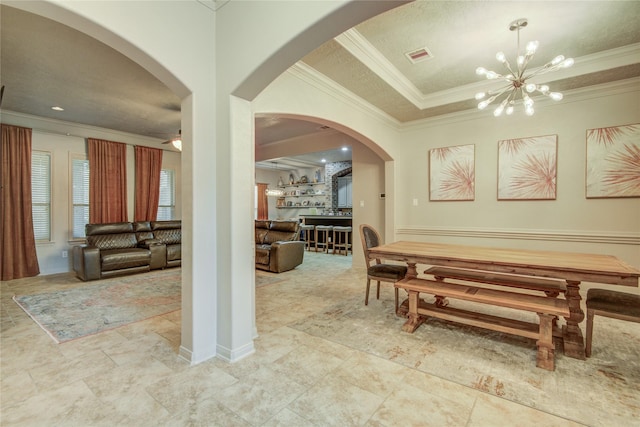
[269,240,305,273]
[73,245,101,281]
[138,238,162,249]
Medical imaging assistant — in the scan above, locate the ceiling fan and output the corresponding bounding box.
[162,129,182,151]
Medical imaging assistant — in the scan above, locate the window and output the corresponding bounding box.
[31,151,51,241]
[71,156,90,239]
[157,169,175,220]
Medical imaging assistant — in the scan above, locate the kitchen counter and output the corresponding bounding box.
[300,215,352,226]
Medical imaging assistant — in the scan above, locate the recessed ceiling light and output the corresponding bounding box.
[341,147,348,151]
[321,159,327,163]
[51,106,64,111]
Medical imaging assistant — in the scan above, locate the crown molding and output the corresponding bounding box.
[0,109,177,150]
[197,0,229,11]
[335,29,425,107]
[336,28,640,111]
[288,62,402,131]
[401,76,640,131]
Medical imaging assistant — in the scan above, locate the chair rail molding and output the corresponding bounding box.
[395,226,640,246]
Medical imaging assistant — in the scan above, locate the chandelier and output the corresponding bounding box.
[475,18,574,116]
[265,162,285,197]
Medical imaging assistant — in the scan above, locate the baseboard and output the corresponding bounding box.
[395,226,640,246]
[216,340,256,363]
[178,345,218,366]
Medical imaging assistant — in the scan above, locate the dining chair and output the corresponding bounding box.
[585,288,640,357]
[359,224,408,314]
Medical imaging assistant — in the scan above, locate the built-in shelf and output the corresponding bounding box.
[278,182,325,188]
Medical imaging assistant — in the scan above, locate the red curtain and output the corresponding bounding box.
[257,183,269,220]
[88,138,128,224]
[1,124,40,280]
[134,146,163,221]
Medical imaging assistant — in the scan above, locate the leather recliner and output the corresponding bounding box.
[255,220,304,273]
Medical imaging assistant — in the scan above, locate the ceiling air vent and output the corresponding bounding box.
[405,47,434,64]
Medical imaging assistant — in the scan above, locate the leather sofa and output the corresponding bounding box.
[255,220,304,273]
[72,220,181,281]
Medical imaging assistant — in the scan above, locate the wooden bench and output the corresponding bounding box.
[395,277,570,370]
[424,266,566,297]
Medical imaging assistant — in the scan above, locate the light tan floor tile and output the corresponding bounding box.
[83,357,175,402]
[331,351,412,398]
[263,408,316,427]
[1,380,119,426]
[214,365,308,425]
[366,382,474,427]
[269,343,344,387]
[468,393,586,426]
[288,375,384,426]
[0,371,38,410]
[146,360,239,414]
[29,349,116,392]
[165,397,252,427]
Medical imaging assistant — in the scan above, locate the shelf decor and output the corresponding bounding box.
[429,144,475,201]
[498,134,557,200]
[586,123,640,198]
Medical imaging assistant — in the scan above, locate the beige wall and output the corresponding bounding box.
[395,82,640,268]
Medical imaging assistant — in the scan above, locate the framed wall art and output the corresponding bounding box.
[498,134,557,200]
[429,144,475,201]
[586,123,640,198]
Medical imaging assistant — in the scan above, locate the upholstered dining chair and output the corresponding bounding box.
[359,224,408,314]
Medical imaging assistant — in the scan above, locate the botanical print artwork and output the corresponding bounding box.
[586,123,640,198]
[429,144,475,201]
[498,135,557,200]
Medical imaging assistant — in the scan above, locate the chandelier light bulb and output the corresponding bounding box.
[474,18,572,117]
[561,58,574,68]
[506,104,514,115]
[526,40,539,55]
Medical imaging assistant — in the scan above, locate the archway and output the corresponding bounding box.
[14,0,405,364]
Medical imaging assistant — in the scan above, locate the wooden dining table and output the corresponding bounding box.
[368,241,640,359]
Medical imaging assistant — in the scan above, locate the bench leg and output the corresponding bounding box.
[401,290,424,333]
[536,313,556,371]
[562,280,586,360]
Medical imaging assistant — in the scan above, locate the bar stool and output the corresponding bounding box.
[585,288,640,357]
[332,226,352,255]
[300,224,315,251]
[315,225,333,253]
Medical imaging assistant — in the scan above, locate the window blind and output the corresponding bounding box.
[31,151,51,241]
[72,158,90,238]
[157,169,175,220]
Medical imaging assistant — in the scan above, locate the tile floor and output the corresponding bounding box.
[1,251,590,426]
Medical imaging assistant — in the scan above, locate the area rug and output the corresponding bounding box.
[13,269,181,343]
[290,296,640,427]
